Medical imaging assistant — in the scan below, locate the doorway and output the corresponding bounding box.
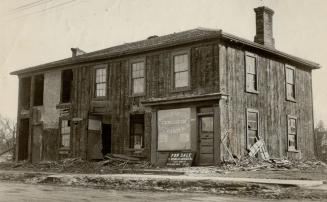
[18,119,29,161]
[101,124,111,156]
[198,116,214,165]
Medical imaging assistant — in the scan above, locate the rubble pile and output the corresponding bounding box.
[221,157,327,172]
[100,154,152,169]
[0,154,152,173]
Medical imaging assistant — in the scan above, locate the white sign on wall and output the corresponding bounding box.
[157,108,191,151]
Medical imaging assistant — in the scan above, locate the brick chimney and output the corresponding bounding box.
[71,48,86,57]
[254,6,275,48]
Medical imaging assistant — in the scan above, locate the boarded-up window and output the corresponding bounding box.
[131,62,145,95]
[61,69,73,103]
[158,108,191,151]
[33,74,44,106]
[130,114,144,149]
[245,54,257,92]
[287,116,297,151]
[173,54,189,89]
[95,67,107,97]
[247,110,259,149]
[61,120,71,148]
[286,65,295,100]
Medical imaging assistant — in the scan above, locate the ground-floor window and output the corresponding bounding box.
[287,116,297,151]
[130,114,144,149]
[60,120,71,148]
[157,108,191,151]
[246,109,259,149]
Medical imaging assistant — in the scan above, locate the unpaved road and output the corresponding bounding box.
[0,182,315,202]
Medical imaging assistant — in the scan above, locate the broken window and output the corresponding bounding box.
[95,66,107,97]
[287,116,297,151]
[131,61,145,95]
[130,114,144,149]
[20,77,31,110]
[60,120,71,148]
[173,53,189,89]
[286,65,295,100]
[245,53,258,92]
[247,110,259,149]
[61,69,73,103]
[33,74,44,106]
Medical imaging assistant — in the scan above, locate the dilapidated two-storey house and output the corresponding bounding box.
[11,7,320,165]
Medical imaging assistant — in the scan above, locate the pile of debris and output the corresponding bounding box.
[4,154,153,173]
[99,154,152,169]
[221,157,327,172]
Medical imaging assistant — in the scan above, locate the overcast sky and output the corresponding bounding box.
[0,0,326,124]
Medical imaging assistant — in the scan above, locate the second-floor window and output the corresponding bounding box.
[95,67,107,97]
[33,74,44,106]
[61,69,73,103]
[285,65,295,101]
[245,53,258,93]
[131,61,145,95]
[173,53,189,89]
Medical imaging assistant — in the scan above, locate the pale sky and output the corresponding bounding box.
[0,0,326,125]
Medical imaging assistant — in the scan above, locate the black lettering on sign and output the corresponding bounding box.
[166,152,195,167]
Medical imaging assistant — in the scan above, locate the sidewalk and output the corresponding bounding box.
[0,169,326,200]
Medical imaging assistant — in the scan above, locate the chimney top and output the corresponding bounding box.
[71,48,86,57]
[254,6,275,48]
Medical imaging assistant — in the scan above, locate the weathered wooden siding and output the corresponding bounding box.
[70,41,221,160]
[219,44,315,159]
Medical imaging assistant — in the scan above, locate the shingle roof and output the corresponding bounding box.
[10,27,319,75]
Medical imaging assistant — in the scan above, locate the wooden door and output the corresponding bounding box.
[198,116,214,165]
[31,124,42,163]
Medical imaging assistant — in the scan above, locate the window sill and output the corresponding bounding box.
[246,90,259,95]
[171,86,191,93]
[92,96,107,101]
[130,93,145,98]
[287,149,300,153]
[286,98,297,103]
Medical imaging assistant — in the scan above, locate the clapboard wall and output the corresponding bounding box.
[219,42,315,159]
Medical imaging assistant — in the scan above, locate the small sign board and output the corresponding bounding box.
[166,152,195,167]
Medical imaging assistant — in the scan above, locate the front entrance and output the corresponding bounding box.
[101,124,111,156]
[18,119,29,161]
[198,116,214,165]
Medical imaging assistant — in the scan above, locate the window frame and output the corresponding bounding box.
[285,64,296,102]
[245,52,259,94]
[130,58,146,97]
[59,119,71,149]
[246,108,259,150]
[129,114,145,149]
[93,64,108,99]
[287,115,298,152]
[171,50,191,92]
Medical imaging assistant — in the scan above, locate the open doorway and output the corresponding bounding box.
[18,119,29,161]
[101,124,111,156]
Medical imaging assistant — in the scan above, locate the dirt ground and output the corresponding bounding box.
[0,157,325,181]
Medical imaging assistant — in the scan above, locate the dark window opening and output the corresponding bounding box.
[101,124,112,156]
[18,118,29,161]
[130,114,144,149]
[61,69,73,103]
[20,77,31,110]
[33,74,44,106]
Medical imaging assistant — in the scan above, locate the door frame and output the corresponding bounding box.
[197,112,214,166]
